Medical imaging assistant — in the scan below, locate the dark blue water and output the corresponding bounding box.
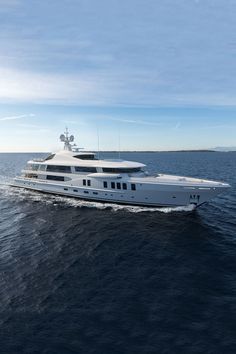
[0,152,235,354]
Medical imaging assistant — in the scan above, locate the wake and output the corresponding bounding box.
[0,180,196,214]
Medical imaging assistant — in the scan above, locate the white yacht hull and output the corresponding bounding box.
[12,176,229,208]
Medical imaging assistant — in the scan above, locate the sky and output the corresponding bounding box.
[0,0,236,152]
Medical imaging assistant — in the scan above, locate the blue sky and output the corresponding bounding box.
[0,0,236,151]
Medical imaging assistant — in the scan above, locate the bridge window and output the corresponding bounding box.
[74,154,96,160]
[75,166,97,173]
[39,165,46,171]
[44,154,55,161]
[27,164,39,171]
[103,167,142,174]
[46,165,71,173]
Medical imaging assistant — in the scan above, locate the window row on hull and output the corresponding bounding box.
[23,174,137,191]
[103,181,136,191]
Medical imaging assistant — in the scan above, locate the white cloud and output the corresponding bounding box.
[0,65,236,107]
[0,113,35,121]
[0,67,114,105]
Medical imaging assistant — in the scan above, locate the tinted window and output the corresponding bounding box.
[131,183,136,191]
[103,181,108,188]
[83,179,86,186]
[74,154,96,160]
[111,182,115,189]
[46,165,71,173]
[117,182,121,189]
[44,154,55,161]
[122,183,127,190]
[46,175,65,181]
[103,168,141,174]
[87,180,91,187]
[75,166,97,173]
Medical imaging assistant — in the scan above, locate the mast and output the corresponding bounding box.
[60,128,74,151]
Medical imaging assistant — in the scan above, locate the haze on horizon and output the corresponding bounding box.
[0,0,236,152]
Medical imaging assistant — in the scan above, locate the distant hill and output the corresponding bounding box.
[213,147,236,152]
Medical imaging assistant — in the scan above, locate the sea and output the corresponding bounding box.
[0,152,235,354]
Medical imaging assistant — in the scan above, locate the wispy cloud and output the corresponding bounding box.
[0,1,236,108]
[0,113,35,121]
[108,117,162,126]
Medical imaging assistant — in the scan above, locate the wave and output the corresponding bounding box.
[0,182,196,214]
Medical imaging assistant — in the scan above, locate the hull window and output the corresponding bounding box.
[83,179,91,186]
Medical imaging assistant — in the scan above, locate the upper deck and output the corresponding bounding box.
[29,150,146,170]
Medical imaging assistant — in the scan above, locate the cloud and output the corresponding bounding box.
[0,113,35,121]
[0,67,115,105]
[108,117,162,126]
[1,64,236,108]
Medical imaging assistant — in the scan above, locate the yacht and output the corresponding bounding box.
[13,130,230,208]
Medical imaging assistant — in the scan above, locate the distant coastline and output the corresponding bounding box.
[1,149,236,154]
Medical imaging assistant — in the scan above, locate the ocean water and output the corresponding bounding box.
[0,152,235,354]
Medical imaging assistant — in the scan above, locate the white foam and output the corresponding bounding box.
[0,183,196,214]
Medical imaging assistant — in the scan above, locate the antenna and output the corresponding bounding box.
[59,127,75,151]
[118,129,121,160]
[97,127,100,159]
